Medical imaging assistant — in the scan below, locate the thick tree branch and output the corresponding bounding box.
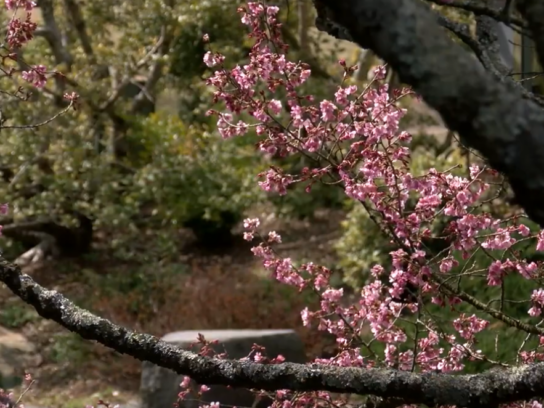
[475,14,510,76]
[313,0,544,227]
[2,257,544,407]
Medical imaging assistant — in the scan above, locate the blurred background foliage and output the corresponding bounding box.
[0,0,350,261]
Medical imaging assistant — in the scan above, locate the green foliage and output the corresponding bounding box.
[0,0,270,253]
[170,0,250,80]
[49,333,92,364]
[0,0,378,258]
[0,302,39,329]
[0,373,22,390]
[335,202,393,289]
[123,113,266,240]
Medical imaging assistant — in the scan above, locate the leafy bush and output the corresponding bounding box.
[49,333,92,365]
[170,0,251,80]
[124,113,266,243]
[0,302,38,329]
[268,170,347,219]
[334,201,393,289]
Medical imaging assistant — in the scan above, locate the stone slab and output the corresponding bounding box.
[140,329,306,408]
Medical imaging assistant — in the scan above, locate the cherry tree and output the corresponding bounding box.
[4,1,544,408]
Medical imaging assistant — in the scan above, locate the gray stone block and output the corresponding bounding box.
[140,329,306,408]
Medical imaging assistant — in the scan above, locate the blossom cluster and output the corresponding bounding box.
[197,2,544,408]
[3,0,48,88]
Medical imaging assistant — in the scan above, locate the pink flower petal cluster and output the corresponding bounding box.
[180,2,544,408]
[5,0,37,49]
[3,0,50,88]
[202,0,544,400]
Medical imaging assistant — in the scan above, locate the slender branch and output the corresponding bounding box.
[63,0,95,60]
[432,274,544,335]
[0,102,74,129]
[436,13,544,106]
[2,256,544,407]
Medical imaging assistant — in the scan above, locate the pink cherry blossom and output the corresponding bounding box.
[190,3,544,408]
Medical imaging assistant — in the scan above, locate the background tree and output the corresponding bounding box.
[0,0,353,265]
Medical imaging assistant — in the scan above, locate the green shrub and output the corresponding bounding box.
[49,333,92,364]
[0,302,38,329]
[269,174,347,219]
[124,113,266,243]
[334,201,393,289]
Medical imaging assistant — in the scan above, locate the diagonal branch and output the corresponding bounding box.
[36,0,73,70]
[2,256,544,407]
[312,0,544,228]
[62,0,95,61]
[474,14,510,76]
[436,13,544,106]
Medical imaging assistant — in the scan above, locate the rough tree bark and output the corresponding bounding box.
[314,0,544,227]
[4,0,544,407]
